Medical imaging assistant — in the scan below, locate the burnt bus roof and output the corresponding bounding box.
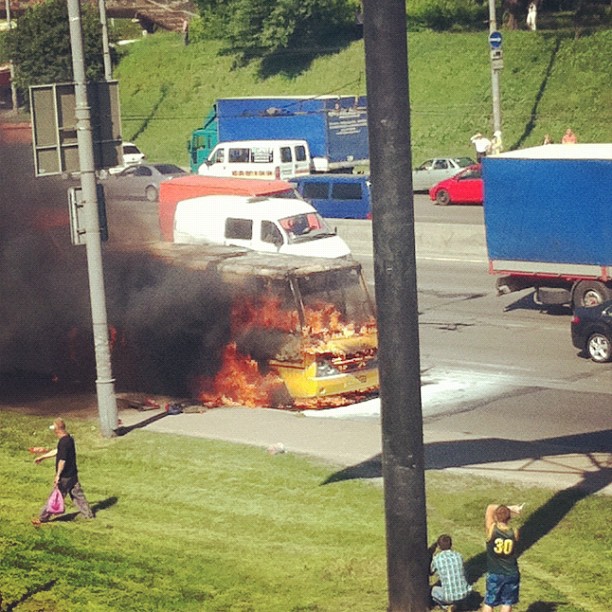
[113,242,361,280]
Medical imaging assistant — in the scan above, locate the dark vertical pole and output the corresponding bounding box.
[362,2,429,611]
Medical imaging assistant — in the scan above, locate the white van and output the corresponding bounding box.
[173,195,351,259]
[197,140,311,181]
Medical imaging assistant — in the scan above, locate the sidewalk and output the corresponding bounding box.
[118,403,612,496]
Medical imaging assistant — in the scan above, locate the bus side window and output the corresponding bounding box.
[261,220,284,248]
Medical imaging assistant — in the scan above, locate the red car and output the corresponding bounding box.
[429,163,483,206]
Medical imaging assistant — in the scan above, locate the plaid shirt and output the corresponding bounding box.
[431,550,471,601]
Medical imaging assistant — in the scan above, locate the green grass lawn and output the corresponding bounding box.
[113,28,612,168]
[1,412,609,611]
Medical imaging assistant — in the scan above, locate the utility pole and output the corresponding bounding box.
[67,0,118,438]
[489,0,503,136]
[5,0,19,113]
[362,1,429,610]
[97,0,113,81]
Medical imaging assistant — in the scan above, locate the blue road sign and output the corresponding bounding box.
[489,31,503,48]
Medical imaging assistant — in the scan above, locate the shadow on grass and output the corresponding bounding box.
[525,602,562,611]
[229,27,363,79]
[324,430,611,587]
[51,496,118,523]
[513,35,562,150]
[3,579,57,612]
[129,84,170,142]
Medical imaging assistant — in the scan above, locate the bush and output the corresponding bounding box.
[407,0,488,32]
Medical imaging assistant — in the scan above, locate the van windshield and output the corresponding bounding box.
[279,212,335,243]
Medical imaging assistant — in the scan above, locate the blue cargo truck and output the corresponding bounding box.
[483,143,612,309]
[188,96,369,174]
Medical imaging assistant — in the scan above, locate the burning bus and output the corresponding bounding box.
[115,243,379,408]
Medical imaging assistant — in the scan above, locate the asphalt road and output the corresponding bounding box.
[104,194,611,437]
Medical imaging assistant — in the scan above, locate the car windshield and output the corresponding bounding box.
[153,164,186,175]
[454,157,476,168]
[278,212,334,243]
[123,145,141,155]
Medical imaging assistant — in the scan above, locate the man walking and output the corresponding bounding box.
[429,534,472,610]
[32,418,94,525]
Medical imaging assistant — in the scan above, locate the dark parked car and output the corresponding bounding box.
[571,300,612,363]
[101,163,187,201]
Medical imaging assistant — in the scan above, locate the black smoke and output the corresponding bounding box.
[0,127,233,397]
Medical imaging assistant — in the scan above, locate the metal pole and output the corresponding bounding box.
[5,0,19,113]
[98,0,113,81]
[489,0,502,135]
[362,1,429,610]
[67,0,118,438]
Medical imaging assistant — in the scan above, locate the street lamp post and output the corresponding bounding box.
[66,0,118,438]
[489,0,503,136]
[5,0,19,113]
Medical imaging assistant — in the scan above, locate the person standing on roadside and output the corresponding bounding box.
[561,128,577,144]
[470,132,491,162]
[32,418,94,525]
[482,503,523,612]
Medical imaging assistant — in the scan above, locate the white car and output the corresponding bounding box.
[412,156,475,191]
[107,142,146,175]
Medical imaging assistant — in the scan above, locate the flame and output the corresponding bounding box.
[193,343,289,408]
[191,296,377,409]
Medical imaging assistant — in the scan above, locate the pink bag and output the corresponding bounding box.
[46,487,65,514]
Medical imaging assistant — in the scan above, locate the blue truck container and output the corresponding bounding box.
[188,96,369,174]
[483,143,612,308]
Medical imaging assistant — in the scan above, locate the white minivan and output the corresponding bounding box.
[197,139,311,181]
[173,195,351,259]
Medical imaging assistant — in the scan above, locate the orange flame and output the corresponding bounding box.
[193,343,288,408]
[191,296,376,409]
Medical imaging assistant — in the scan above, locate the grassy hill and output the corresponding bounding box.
[114,28,612,167]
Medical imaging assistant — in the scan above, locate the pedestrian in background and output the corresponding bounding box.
[182,19,190,46]
[429,534,472,611]
[32,418,94,525]
[561,128,577,144]
[542,134,553,145]
[526,2,537,31]
[482,503,524,612]
[490,130,503,155]
[470,132,491,162]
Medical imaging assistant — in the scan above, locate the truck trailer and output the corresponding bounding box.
[483,143,612,309]
[188,95,369,174]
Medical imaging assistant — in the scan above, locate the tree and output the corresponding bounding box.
[195,0,357,65]
[2,0,107,96]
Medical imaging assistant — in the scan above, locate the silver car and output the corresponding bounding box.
[412,156,475,192]
[101,163,186,201]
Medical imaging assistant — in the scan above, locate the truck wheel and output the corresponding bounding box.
[145,186,158,202]
[586,332,612,363]
[572,281,612,308]
[435,189,451,206]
